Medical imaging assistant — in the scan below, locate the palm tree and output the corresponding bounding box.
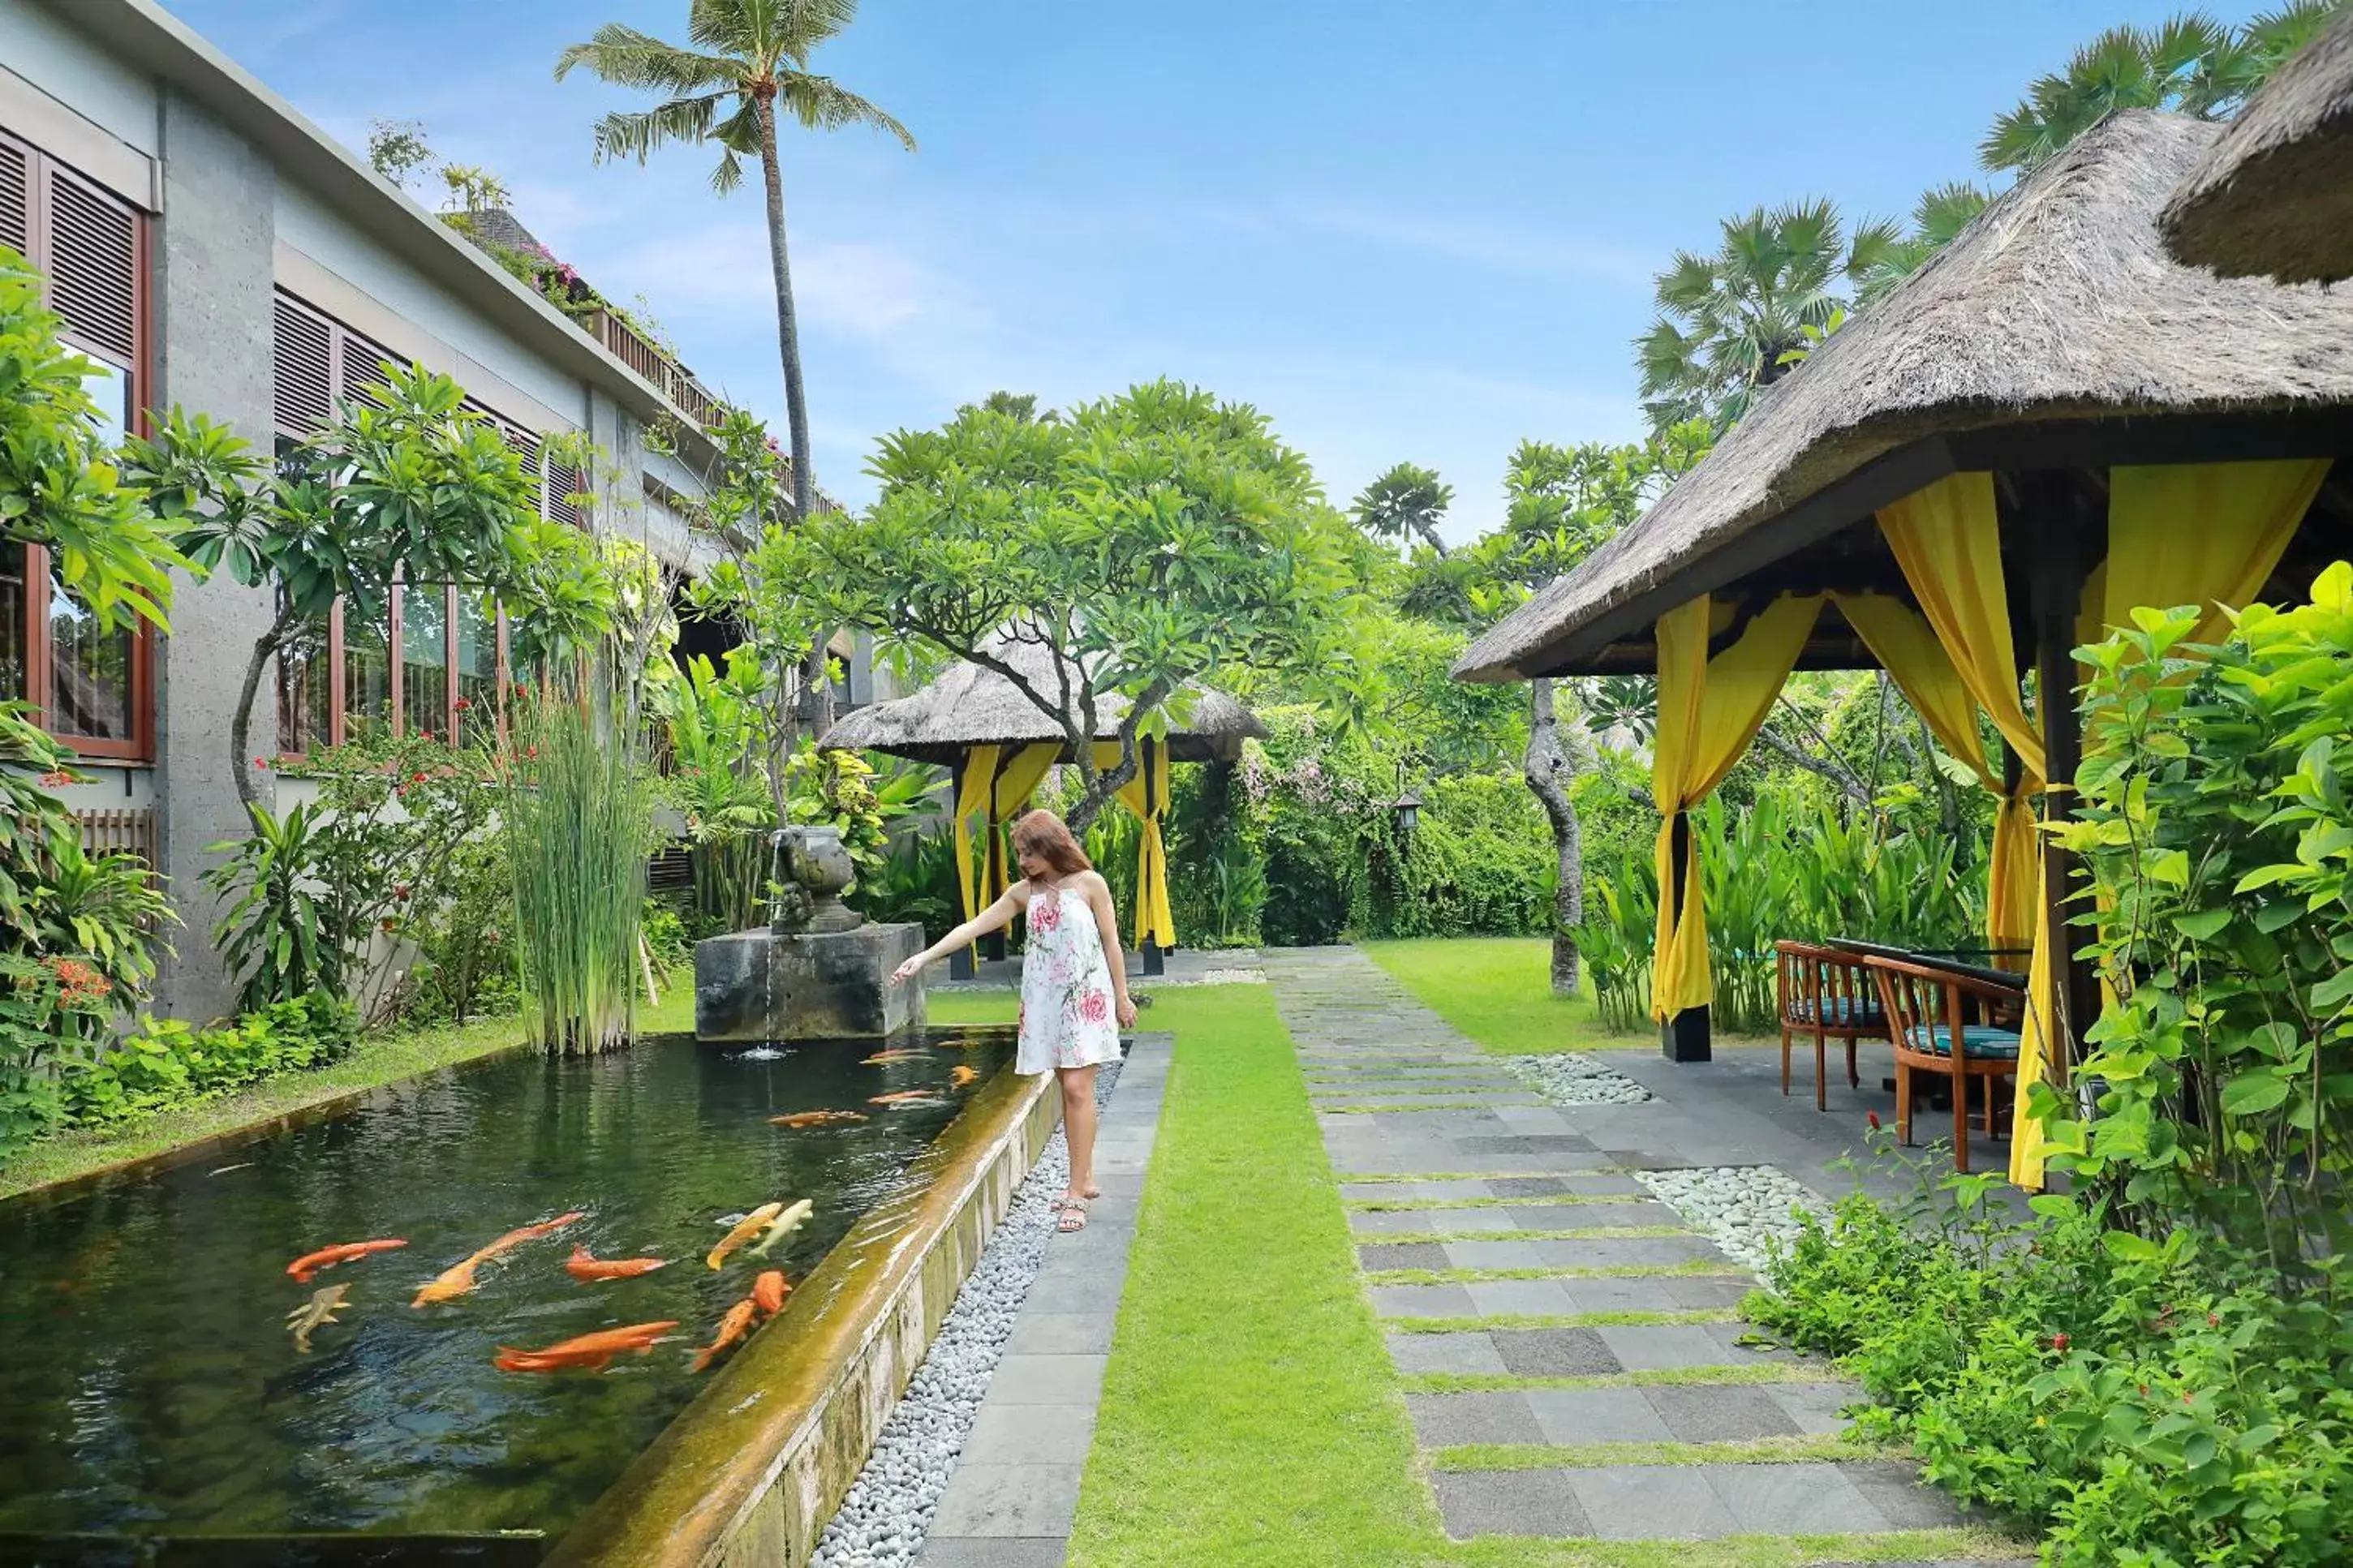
[555,0,914,529]
[1352,462,1453,557]
[1634,200,1895,433]
[1852,182,1994,304]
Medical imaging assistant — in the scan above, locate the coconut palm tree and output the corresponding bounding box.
[1634,199,1896,433]
[555,0,914,528]
[1352,462,1453,557]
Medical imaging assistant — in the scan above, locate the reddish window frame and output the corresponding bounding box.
[2,131,157,762]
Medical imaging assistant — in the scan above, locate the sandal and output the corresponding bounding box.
[1057,1198,1089,1234]
[1047,1187,1101,1211]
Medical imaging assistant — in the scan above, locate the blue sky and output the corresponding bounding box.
[170,1,2222,540]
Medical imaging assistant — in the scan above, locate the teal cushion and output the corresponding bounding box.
[1903,1023,2021,1061]
[1792,996,1882,1026]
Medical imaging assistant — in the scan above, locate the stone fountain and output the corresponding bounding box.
[693,826,927,1042]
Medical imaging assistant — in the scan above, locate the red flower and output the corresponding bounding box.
[1079,990,1110,1025]
[395,884,411,900]
[381,918,397,934]
[1865,1110,1881,1131]
[412,771,429,784]
[2207,1312,2220,1327]
[36,769,73,788]
[253,757,269,770]
[2049,1332,2070,1352]
[418,730,435,743]
[454,697,472,712]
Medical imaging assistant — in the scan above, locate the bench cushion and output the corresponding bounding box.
[1902,1023,2022,1061]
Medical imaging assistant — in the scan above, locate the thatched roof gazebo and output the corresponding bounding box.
[2160,6,2353,283]
[822,634,1264,975]
[1457,110,2353,1186]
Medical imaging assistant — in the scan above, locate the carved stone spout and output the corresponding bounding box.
[770,825,862,935]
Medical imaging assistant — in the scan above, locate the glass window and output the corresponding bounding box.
[399,583,449,740]
[75,354,131,450]
[2,541,24,704]
[343,596,393,738]
[47,566,134,742]
[276,604,332,757]
[454,591,497,743]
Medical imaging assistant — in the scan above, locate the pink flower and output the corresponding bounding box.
[1079,990,1110,1025]
[1029,896,1062,935]
[37,769,73,788]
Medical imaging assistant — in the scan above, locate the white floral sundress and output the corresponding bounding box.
[1016,881,1123,1075]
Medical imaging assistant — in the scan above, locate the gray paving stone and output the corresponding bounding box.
[1441,1239,1551,1270]
[1386,1331,1509,1376]
[1351,1207,1515,1235]
[1766,1380,1863,1435]
[1503,1201,1684,1231]
[1486,1175,1571,1198]
[962,1403,1098,1465]
[1595,1325,1768,1372]
[1641,1384,1801,1441]
[1002,1312,1119,1355]
[913,1539,1068,1568]
[1525,1385,1675,1444]
[929,1463,1086,1538]
[1552,1277,1709,1313]
[1662,1275,1757,1308]
[1358,1240,1450,1271]
[1020,1266,1128,1314]
[1529,1235,1726,1269]
[1465,1278,1577,1316]
[1839,1458,1972,1528]
[1569,1464,1740,1540]
[1491,1327,1620,1377]
[1708,1462,1886,1534]
[1404,1390,1544,1446]
[1430,1470,1594,1540]
[1369,1282,1478,1317]
[1456,1133,1600,1157]
[987,1355,1108,1405]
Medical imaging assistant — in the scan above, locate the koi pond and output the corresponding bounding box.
[0,1027,1015,1564]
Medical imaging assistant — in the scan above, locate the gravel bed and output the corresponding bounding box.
[811,1061,1122,1568]
[1634,1165,1826,1276]
[1503,1051,1653,1106]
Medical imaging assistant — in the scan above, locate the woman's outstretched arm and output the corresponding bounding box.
[890,887,1023,984]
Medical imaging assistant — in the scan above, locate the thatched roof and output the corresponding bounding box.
[1456,110,2353,683]
[819,634,1264,764]
[2161,7,2353,284]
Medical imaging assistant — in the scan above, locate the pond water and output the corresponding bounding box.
[0,1028,1014,1562]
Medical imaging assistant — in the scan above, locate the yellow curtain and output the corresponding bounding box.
[953,745,1003,924]
[985,743,1063,904]
[1094,736,1176,951]
[1835,592,2041,954]
[2103,460,2326,642]
[1650,592,1823,1020]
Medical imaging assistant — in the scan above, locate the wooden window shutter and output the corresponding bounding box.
[273,294,334,436]
[45,166,136,363]
[546,459,586,528]
[340,329,394,408]
[0,139,27,258]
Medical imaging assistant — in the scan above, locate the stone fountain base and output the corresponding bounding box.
[694,922,927,1042]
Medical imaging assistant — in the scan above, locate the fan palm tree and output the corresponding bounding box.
[556,0,914,528]
[1352,462,1453,557]
[1634,199,1896,433]
[1852,182,1994,305]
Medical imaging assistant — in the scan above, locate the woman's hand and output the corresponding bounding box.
[1116,995,1138,1029]
[889,956,926,986]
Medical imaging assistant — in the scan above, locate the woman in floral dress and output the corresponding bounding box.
[892,809,1135,1231]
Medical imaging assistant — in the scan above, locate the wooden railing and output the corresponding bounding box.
[75,807,156,867]
[584,309,723,430]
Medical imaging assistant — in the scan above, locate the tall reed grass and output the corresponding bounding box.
[504,688,651,1055]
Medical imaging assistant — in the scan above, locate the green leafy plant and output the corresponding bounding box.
[0,954,114,1158]
[60,995,356,1132]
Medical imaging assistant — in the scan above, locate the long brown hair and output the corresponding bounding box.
[1012,809,1092,880]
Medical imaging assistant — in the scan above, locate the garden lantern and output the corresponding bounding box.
[1390,788,1422,839]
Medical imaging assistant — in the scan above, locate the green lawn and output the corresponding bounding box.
[1362,938,1773,1055]
[0,989,695,1200]
[925,988,1022,1026]
[1066,979,2027,1568]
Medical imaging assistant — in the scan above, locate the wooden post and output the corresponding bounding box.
[1660,808,1712,1063]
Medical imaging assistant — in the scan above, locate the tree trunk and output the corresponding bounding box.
[230,615,295,814]
[1523,677,1584,996]
[754,97,812,523]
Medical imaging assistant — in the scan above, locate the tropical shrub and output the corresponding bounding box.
[666,647,776,934]
[1570,855,1655,1033]
[852,830,959,942]
[0,954,116,1158]
[1361,773,1553,939]
[60,994,357,1131]
[2041,566,2353,1269]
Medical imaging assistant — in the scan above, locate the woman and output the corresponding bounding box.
[890,809,1136,1232]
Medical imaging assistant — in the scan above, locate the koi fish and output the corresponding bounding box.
[707,1202,784,1270]
[495,1320,679,1374]
[950,1066,979,1089]
[285,1284,351,1354]
[286,1239,407,1284]
[753,1270,790,1317]
[691,1298,759,1373]
[565,1246,669,1282]
[768,1110,868,1128]
[746,1199,813,1259]
[861,1048,932,1064]
[412,1211,587,1307]
[869,1090,949,1108]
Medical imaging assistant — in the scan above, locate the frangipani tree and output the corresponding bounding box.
[756,380,1357,831]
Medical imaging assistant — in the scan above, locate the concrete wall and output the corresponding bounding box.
[151,88,277,1025]
[0,0,161,155]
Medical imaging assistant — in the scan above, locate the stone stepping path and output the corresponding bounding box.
[1265,947,2023,1559]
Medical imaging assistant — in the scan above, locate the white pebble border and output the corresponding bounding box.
[1503,1051,1653,1106]
[1633,1165,1826,1276]
[810,1062,1121,1568]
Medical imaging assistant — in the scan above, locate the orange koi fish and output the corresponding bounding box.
[707,1202,784,1271]
[753,1270,790,1317]
[413,1211,587,1307]
[869,1090,949,1108]
[950,1066,979,1089]
[286,1238,407,1284]
[768,1110,868,1128]
[691,1298,759,1372]
[861,1048,933,1065]
[495,1320,679,1374]
[565,1246,669,1282]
